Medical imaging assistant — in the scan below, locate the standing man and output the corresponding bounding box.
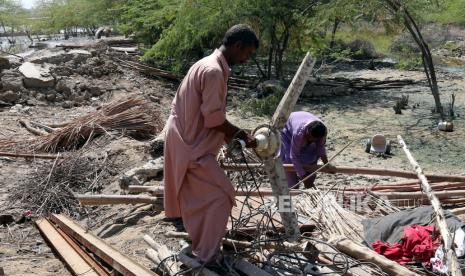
[164,24,258,266]
[280,111,336,189]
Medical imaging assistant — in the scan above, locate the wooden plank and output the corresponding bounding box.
[50,214,155,276]
[35,218,100,276]
[398,135,461,276]
[76,194,158,205]
[54,226,110,276]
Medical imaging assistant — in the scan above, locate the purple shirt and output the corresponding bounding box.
[280,112,327,178]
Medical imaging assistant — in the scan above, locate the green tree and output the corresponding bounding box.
[117,0,179,46]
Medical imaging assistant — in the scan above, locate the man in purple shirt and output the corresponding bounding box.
[280,111,335,189]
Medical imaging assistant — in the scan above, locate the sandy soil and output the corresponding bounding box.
[1,58,464,275]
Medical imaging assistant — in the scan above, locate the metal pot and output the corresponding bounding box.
[438,121,454,132]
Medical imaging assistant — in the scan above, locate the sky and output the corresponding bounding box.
[21,0,37,9]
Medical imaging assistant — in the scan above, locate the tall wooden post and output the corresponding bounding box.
[263,52,315,241]
[398,135,462,276]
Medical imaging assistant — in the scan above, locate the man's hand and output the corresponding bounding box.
[235,129,257,148]
[325,163,337,174]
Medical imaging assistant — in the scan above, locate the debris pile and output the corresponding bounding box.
[9,148,112,217]
[0,96,161,153]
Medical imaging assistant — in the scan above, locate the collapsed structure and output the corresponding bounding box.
[2,44,465,275]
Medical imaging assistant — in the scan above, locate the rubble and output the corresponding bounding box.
[0,56,10,70]
[119,157,164,188]
[19,62,55,88]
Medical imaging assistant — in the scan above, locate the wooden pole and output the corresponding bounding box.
[262,52,315,241]
[221,163,465,182]
[0,151,63,159]
[75,194,158,205]
[330,236,418,276]
[397,135,461,276]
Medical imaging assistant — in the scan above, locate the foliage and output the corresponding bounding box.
[32,0,120,35]
[239,90,285,118]
[116,0,178,46]
[422,0,465,24]
[0,0,28,38]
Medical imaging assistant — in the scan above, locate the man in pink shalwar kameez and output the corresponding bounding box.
[163,25,259,266]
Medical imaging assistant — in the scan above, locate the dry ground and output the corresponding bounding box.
[1,62,464,275]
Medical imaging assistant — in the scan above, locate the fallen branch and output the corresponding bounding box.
[330,236,418,276]
[75,194,158,205]
[19,119,48,136]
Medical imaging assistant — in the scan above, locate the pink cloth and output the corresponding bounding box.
[163,49,235,262]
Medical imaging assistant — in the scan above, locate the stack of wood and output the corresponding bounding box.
[115,58,257,90]
[36,214,155,276]
[309,77,423,91]
[143,235,180,275]
[338,180,465,207]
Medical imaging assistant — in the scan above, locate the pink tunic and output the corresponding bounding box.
[163,49,235,262]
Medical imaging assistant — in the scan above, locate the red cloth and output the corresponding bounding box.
[372,225,440,264]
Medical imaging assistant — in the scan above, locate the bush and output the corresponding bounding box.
[239,90,284,117]
[347,39,377,60]
[395,56,423,70]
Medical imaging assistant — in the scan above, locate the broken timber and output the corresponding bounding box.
[330,236,418,276]
[264,52,315,241]
[76,194,158,205]
[49,214,155,276]
[397,135,462,276]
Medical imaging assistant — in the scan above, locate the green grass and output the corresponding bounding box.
[423,0,465,24]
[334,27,397,56]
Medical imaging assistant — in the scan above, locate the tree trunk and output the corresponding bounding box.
[267,26,276,80]
[330,18,340,49]
[385,0,444,119]
[275,24,290,80]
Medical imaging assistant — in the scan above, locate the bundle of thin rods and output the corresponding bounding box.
[1,96,160,153]
[8,147,112,217]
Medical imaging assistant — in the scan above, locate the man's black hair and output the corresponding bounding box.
[306,121,327,138]
[222,24,259,49]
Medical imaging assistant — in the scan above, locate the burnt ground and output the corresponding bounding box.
[1,48,465,275]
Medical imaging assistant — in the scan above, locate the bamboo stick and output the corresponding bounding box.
[450,207,465,216]
[0,151,63,159]
[398,135,461,276]
[75,194,158,205]
[221,163,465,182]
[341,189,465,199]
